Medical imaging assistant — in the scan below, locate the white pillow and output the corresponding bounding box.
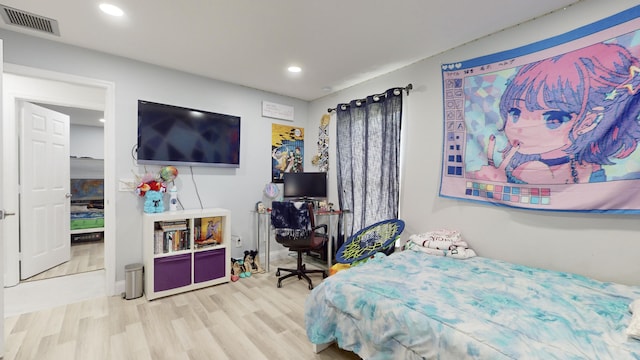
[626,299,640,340]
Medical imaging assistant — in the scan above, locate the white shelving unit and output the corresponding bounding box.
[142,208,231,300]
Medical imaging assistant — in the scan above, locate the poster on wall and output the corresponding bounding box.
[439,6,640,213]
[272,123,304,183]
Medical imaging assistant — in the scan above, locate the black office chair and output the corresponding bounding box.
[270,201,328,289]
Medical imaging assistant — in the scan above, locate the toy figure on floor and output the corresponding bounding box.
[231,258,251,279]
[244,250,265,274]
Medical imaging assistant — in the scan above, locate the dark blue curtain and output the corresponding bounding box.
[336,88,403,236]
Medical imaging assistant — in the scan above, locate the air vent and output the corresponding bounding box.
[0,5,60,36]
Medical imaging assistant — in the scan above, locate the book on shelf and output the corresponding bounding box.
[160,220,188,231]
[163,229,190,252]
[154,229,163,254]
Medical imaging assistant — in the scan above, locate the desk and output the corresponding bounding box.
[254,209,347,271]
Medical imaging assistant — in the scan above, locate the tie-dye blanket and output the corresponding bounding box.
[305,250,640,359]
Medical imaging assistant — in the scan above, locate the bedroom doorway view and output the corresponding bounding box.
[3,69,115,318]
[22,103,105,283]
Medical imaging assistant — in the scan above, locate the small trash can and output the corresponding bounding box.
[124,263,144,300]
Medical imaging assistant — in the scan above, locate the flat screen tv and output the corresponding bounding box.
[137,100,241,167]
[282,172,327,200]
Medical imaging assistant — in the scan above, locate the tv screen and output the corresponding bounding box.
[137,100,241,167]
[283,172,327,200]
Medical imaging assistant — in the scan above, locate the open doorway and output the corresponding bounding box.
[21,104,105,283]
[2,67,116,316]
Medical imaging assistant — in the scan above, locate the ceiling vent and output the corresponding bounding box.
[0,5,60,36]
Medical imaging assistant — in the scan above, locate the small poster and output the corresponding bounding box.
[271,123,304,182]
[199,217,223,244]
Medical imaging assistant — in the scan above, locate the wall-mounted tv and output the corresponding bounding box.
[137,100,241,167]
[283,172,328,200]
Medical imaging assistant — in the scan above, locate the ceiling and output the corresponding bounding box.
[0,1,580,102]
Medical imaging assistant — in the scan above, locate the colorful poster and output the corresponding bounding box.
[198,216,223,244]
[271,123,304,182]
[439,6,640,213]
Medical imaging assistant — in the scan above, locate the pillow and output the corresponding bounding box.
[626,299,640,340]
[70,205,88,212]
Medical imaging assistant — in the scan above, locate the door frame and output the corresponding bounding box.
[2,63,116,295]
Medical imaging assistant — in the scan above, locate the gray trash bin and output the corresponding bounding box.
[124,263,144,300]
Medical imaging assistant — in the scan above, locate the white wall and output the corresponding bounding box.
[310,0,640,285]
[0,29,310,280]
[71,124,104,159]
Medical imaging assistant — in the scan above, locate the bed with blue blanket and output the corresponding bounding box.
[305,250,640,359]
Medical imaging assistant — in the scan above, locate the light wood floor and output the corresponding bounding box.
[4,255,361,360]
[23,240,104,282]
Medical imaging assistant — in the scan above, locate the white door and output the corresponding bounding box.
[0,38,5,358]
[19,102,71,279]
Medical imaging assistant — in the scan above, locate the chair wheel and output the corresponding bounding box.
[277,282,282,288]
[308,284,313,290]
[322,273,328,278]
[276,270,280,276]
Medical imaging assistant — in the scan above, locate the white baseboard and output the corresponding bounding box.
[115,279,125,297]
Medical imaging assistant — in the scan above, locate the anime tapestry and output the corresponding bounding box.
[271,123,304,183]
[439,6,640,213]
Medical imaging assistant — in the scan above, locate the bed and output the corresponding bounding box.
[305,249,640,359]
[70,179,104,242]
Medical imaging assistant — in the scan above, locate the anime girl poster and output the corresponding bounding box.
[439,5,640,212]
[271,123,304,183]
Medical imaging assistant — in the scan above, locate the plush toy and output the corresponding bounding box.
[136,179,166,197]
[329,263,351,276]
[244,250,265,273]
[230,258,241,282]
[143,190,165,213]
[236,259,251,278]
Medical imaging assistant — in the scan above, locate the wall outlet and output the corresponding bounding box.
[234,236,242,248]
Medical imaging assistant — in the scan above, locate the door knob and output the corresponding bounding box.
[65,193,73,198]
[0,210,15,220]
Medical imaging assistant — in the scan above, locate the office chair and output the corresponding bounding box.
[270,201,328,289]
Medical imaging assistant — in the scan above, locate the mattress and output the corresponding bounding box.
[305,250,640,359]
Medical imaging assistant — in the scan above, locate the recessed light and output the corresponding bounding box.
[288,66,302,73]
[99,3,124,17]
[99,118,105,123]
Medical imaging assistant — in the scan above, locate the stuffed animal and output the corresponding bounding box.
[144,190,164,213]
[244,250,265,273]
[230,258,241,282]
[236,259,251,278]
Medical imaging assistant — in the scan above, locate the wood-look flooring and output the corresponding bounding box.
[23,240,104,282]
[4,254,361,360]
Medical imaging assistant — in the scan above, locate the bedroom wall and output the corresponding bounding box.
[309,0,640,286]
[71,124,104,159]
[0,29,310,281]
